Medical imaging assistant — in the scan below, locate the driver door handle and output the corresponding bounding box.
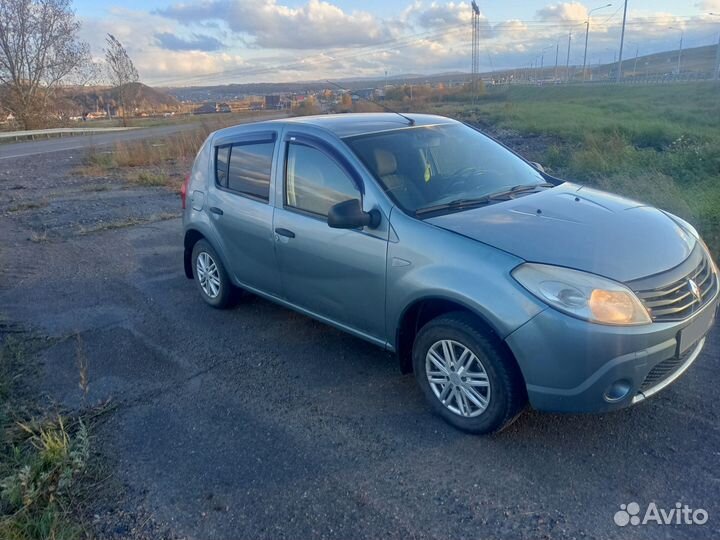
[275,228,295,239]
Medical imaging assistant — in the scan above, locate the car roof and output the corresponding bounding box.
[214,113,459,140]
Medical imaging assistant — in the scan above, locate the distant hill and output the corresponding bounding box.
[164,44,718,102]
[166,73,473,102]
[493,44,718,82]
[63,82,180,114]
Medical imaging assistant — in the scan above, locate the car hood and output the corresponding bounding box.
[425,183,696,283]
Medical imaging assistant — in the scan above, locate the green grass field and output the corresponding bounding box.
[426,83,720,255]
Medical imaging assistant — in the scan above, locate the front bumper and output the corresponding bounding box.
[505,292,718,413]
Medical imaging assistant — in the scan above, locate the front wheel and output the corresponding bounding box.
[412,312,527,434]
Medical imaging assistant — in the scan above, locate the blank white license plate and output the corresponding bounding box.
[679,306,716,355]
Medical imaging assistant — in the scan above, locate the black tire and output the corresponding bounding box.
[412,312,527,434]
[191,239,234,309]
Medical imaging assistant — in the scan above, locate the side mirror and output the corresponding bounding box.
[327,199,381,229]
[529,161,545,173]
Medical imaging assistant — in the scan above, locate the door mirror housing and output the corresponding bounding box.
[327,199,381,229]
[529,161,545,173]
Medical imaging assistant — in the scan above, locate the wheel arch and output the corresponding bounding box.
[394,296,513,374]
[184,229,206,279]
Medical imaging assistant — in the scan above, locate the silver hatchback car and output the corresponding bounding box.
[181,113,718,434]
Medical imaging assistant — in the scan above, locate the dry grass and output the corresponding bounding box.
[0,336,92,540]
[76,212,180,235]
[6,202,47,214]
[28,231,48,244]
[113,128,209,168]
[78,122,217,190]
[78,113,280,190]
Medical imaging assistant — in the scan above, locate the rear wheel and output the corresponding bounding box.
[412,312,527,434]
[191,240,234,309]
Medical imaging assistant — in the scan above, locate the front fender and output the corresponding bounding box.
[386,209,545,348]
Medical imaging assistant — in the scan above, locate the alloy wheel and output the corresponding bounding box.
[425,339,491,417]
[196,251,221,298]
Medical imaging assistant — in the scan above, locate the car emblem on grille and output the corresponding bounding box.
[688,279,702,303]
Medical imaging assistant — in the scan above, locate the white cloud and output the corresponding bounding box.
[408,1,473,28]
[695,0,720,12]
[536,2,588,22]
[158,0,393,49]
[73,1,720,85]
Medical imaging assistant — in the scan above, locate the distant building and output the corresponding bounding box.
[353,88,376,101]
[194,102,231,114]
[265,95,281,108]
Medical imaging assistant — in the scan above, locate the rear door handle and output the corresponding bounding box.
[209,206,223,215]
[275,228,295,238]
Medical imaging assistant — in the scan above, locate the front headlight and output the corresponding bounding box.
[512,263,651,326]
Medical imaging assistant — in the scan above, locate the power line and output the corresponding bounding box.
[143,14,720,86]
[148,22,469,86]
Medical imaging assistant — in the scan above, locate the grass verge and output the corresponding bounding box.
[76,114,256,190]
[424,83,720,255]
[0,334,104,540]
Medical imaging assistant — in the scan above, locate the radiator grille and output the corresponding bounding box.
[634,253,717,322]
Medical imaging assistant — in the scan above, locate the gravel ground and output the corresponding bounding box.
[0,136,718,540]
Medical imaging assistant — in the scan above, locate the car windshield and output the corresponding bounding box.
[344,123,547,215]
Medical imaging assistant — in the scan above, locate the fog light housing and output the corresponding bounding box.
[604,380,632,402]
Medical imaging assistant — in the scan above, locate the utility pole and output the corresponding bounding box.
[582,20,590,80]
[633,46,639,77]
[583,4,612,81]
[554,40,559,81]
[706,14,720,80]
[712,14,720,80]
[566,31,572,82]
[616,0,628,82]
[471,1,481,98]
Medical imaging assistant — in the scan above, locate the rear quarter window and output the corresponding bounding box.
[215,146,230,188]
[214,141,275,201]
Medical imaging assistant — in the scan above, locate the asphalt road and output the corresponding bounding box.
[0,124,200,161]
[0,112,287,160]
[0,141,718,539]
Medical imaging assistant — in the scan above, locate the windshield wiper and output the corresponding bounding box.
[485,182,554,201]
[415,183,554,217]
[415,196,493,216]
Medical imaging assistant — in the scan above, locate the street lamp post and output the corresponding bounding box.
[616,0,628,82]
[625,42,640,77]
[711,13,720,81]
[555,40,560,81]
[583,4,613,81]
[565,31,572,82]
[539,44,554,81]
[677,30,684,75]
[668,26,684,76]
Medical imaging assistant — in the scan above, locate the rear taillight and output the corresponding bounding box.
[181,173,190,209]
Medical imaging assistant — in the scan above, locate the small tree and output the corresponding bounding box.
[292,96,320,116]
[0,0,90,129]
[104,34,139,126]
[339,92,352,112]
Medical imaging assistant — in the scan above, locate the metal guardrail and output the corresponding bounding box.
[0,127,137,142]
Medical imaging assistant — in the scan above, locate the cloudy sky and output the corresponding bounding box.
[74,0,720,86]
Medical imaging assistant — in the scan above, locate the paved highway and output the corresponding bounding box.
[0,113,287,161]
[0,124,198,161]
